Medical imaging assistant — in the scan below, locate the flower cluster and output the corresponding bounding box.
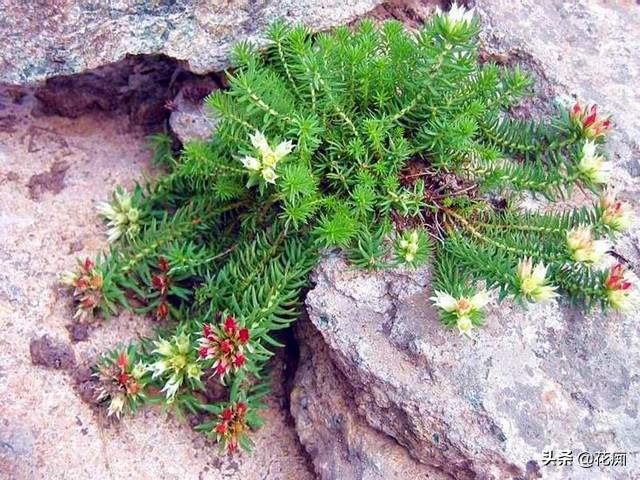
[570,102,611,140]
[577,141,611,185]
[61,258,104,320]
[96,187,142,243]
[95,350,147,418]
[395,230,429,266]
[198,316,251,380]
[516,258,559,303]
[599,189,633,232]
[604,264,639,313]
[241,131,293,184]
[149,333,202,400]
[213,402,250,453]
[566,226,610,266]
[431,290,489,336]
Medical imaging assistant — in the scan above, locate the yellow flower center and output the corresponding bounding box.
[456,298,472,316]
[170,354,187,371]
[521,277,538,295]
[263,152,278,167]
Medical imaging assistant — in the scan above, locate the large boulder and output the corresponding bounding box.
[292,312,450,480]
[0,0,384,85]
[295,255,639,479]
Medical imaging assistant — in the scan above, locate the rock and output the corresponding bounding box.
[297,255,640,479]
[169,78,219,143]
[0,0,384,85]
[33,56,178,127]
[29,335,76,370]
[292,314,451,480]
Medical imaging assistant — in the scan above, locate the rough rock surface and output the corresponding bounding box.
[169,78,220,144]
[292,314,451,480]
[298,254,639,480]
[0,88,313,480]
[291,1,640,479]
[0,0,384,85]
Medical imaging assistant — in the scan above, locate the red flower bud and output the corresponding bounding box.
[233,354,246,367]
[571,102,582,117]
[117,351,128,369]
[220,339,233,353]
[215,422,227,434]
[224,316,237,334]
[152,274,168,294]
[221,408,234,421]
[158,256,170,272]
[199,347,210,359]
[156,302,169,319]
[81,297,96,309]
[227,441,238,453]
[117,372,131,385]
[235,402,247,415]
[203,324,212,338]
[238,328,250,344]
[84,258,94,271]
[215,363,227,376]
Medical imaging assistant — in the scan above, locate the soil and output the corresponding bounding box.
[29,335,76,370]
[26,159,69,200]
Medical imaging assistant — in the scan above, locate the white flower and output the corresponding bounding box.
[516,257,559,302]
[431,290,489,317]
[456,316,474,336]
[398,231,421,263]
[150,359,168,379]
[131,361,146,380]
[566,226,611,266]
[261,167,279,184]
[154,339,174,358]
[431,290,458,312]
[605,264,640,313]
[96,187,141,243]
[577,141,611,184]
[107,393,126,418]
[161,375,181,400]
[96,201,116,219]
[241,156,261,171]
[241,131,293,183]
[447,2,475,26]
[60,271,78,287]
[600,188,633,232]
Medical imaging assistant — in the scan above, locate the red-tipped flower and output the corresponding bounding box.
[224,316,237,335]
[83,258,94,272]
[199,315,252,380]
[570,102,612,140]
[158,256,170,272]
[233,354,246,367]
[235,402,247,416]
[152,274,168,295]
[238,328,249,344]
[212,401,250,454]
[604,264,639,313]
[156,302,169,320]
[221,408,234,421]
[215,422,227,434]
[117,351,128,369]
